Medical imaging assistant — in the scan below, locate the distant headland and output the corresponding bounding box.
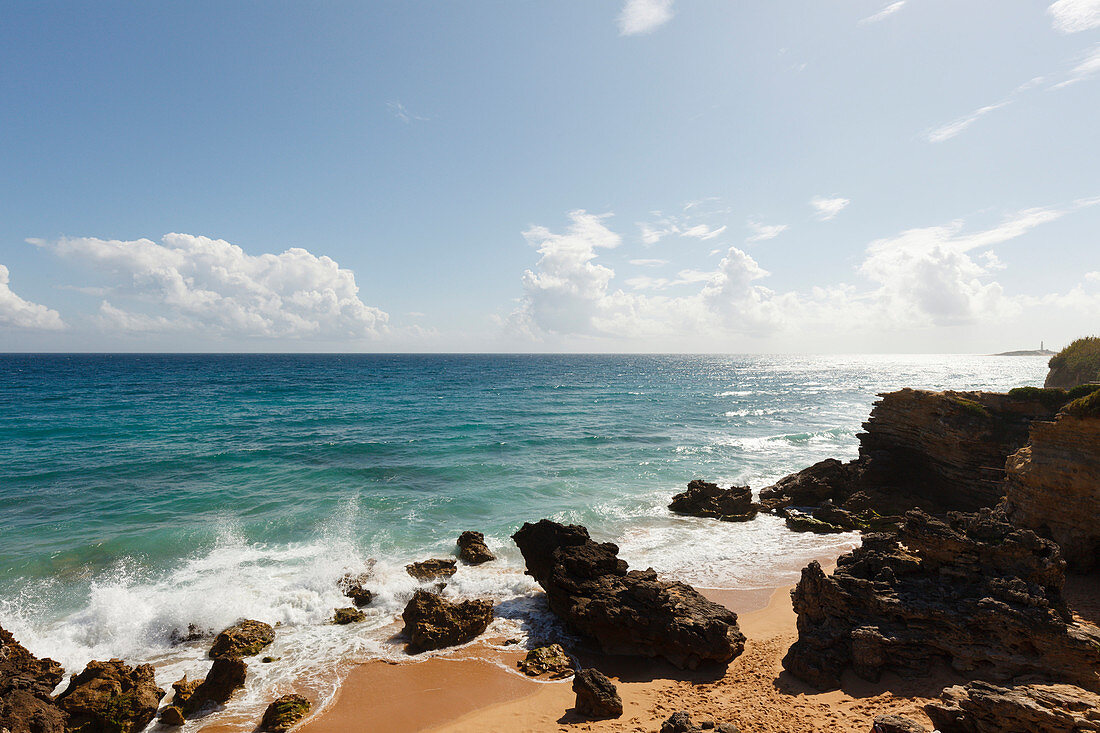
[994,340,1055,356]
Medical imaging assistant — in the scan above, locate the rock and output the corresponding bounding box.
[261,656,279,663]
[783,509,1100,691]
[457,531,496,564]
[924,680,1100,732]
[405,558,458,581]
[571,669,622,719]
[660,711,741,733]
[168,676,201,709]
[259,693,311,732]
[208,619,275,659]
[872,714,930,733]
[516,644,575,679]
[669,480,758,521]
[0,624,67,733]
[182,656,248,712]
[401,589,493,653]
[761,389,1063,519]
[168,623,207,646]
[1002,409,1100,571]
[337,572,374,607]
[1044,337,1100,390]
[333,607,366,624]
[512,520,745,669]
[783,510,847,534]
[158,705,186,726]
[54,659,165,733]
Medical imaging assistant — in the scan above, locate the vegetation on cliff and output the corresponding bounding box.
[1045,336,1100,389]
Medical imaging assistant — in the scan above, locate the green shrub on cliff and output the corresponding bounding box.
[1063,386,1100,418]
[1046,337,1100,389]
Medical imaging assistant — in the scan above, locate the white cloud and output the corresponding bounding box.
[1049,0,1100,33]
[0,264,65,330]
[810,196,850,221]
[1052,44,1100,89]
[629,258,668,266]
[1085,271,1100,282]
[746,220,788,243]
[859,1,907,25]
[681,224,727,240]
[386,101,429,123]
[925,101,1011,143]
[36,234,388,339]
[618,0,674,36]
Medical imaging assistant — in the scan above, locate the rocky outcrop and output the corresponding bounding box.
[158,704,186,726]
[338,572,374,607]
[333,607,365,624]
[457,531,495,565]
[400,590,493,653]
[208,619,275,659]
[405,558,457,581]
[512,520,745,669]
[0,624,67,733]
[871,715,929,733]
[516,644,575,679]
[924,680,1100,732]
[259,694,311,732]
[1002,410,1100,571]
[661,711,740,733]
[54,659,165,733]
[761,389,1063,521]
[669,480,758,521]
[783,509,847,534]
[179,656,248,713]
[783,509,1100,691]
[571,669,621,719]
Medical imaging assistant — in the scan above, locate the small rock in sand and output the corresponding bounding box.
[572,668,622,719]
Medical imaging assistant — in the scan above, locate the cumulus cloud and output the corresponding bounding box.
[1049,0,1100,32]
[859,1,907,25]
[0,264,65,330]
[745,220,788,243]
[618,0,674,36]
[35,234,388,340]
[810,196,850,221]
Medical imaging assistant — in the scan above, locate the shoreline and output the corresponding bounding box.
[288,559,950,733]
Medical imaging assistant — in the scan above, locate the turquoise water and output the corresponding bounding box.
[0,353,1047,726]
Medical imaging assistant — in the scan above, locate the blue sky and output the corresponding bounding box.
[1,0,1097,352]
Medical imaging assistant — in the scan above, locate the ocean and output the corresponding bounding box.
[0,353,1048,728]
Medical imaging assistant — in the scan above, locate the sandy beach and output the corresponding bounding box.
[289,560,950,733]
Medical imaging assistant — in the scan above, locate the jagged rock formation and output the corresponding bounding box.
[338,571,374,607]
[1044,337,1100,389]
[208,619,275,659]
[333,607,365,624]
[783,510,1100,691]
[0,624,67,733]
[872,715,929,733]
[925,680,1100,732]
[1002,409,1100,571]
[512,520,744,669]
[661,711,740,733]
[760,389,1063,519]
[259,693,311,732]
[669,480,758,521]
[457,531,495,564]
[571,669,622,719]
[405,558,457,581]
[54,659,165,733]
[400,590,493,653]
[174,656,248,714]
[516,644,575,679]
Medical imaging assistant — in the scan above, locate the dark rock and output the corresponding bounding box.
[925,680,1100,732]
[457,531,496,564]
[168,623,207,646]
[660,711,740,733]
[182,656,247,712]
[516,644,575,679]
[872,714,930,733]
[669,480,758,521]
[1002,410,1100,571]
[406,558,457,581]
[783,509,1100,691]
[261,656,279,663]
[158,705,186,726]
[260,693,311,732]
[760,389,1063,520]
[168,676,200,709]
[208,619,275,659]
[333,607,365,624]
[512,520,744,669]
[401,589,493,653]
[571,669,622,719]
[783,510,847,534]
[337,572,374,607]
[0,624,67,733]
[54,659,165,733]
